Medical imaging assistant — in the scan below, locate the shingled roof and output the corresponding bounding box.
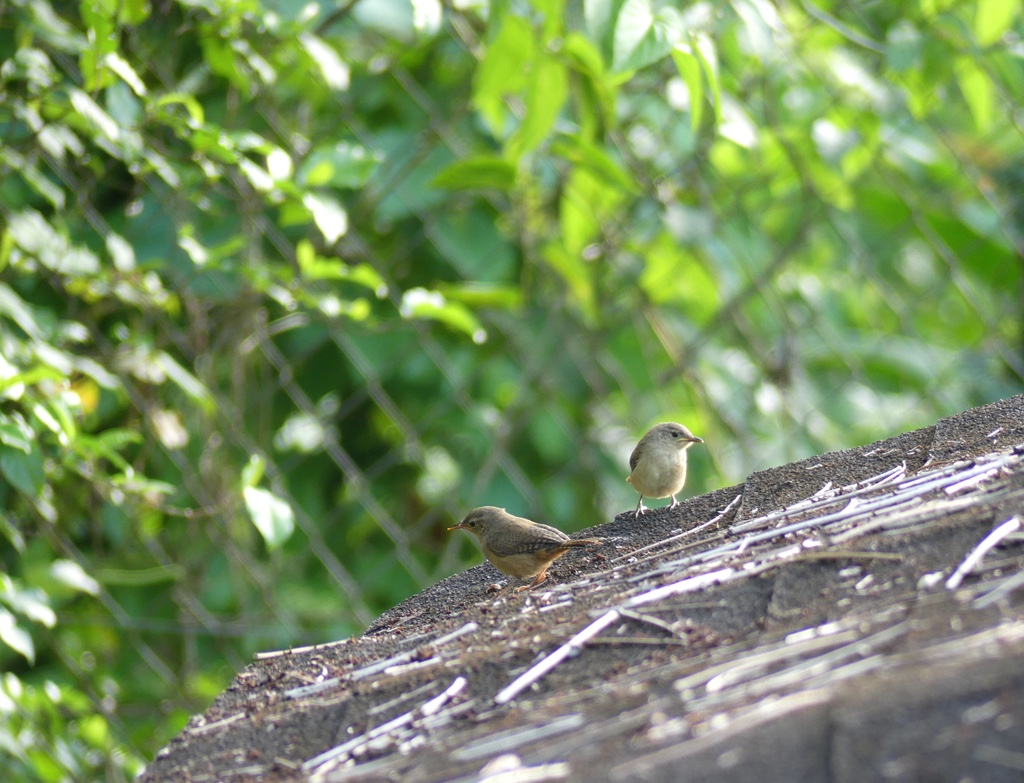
[140,394,1024,783]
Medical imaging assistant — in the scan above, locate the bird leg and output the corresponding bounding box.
[634,496,648,518]
[669,495,680,509]
[513,569,549,593]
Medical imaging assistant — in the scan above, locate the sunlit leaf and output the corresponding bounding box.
[507,55,568,159]
[612,0,683,73]
[299,142,380,188]
[560,166,626,255]
[432,157,517,191]
[975,0,1019,45]
[436,282,523,310]
[51,560,100,596]
[612,0,653,71]
[0,579,56,628]
[7,210,100,276]
[956,56,994,132]
[0,414,33,453]
[104,52,146,95]
[297,241,388,294]
[299,34,350,90]
[473,14,534,135]
[0,284,45,340]
[238,157,274,192]
[69,88,121,143]
[400,288,488,343]
[692,33,721,126]
[151,93,205,127]
[550,136,639,194]
[243,486,295,549]
[672,46,703,134]
[303,192,349,244]
[0,367,63,396]
[241,455,265,488]
[0,609,34,663]
[411,0,442,35]
[639,232,719,324]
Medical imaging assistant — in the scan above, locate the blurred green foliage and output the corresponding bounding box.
[0,0,1022,777]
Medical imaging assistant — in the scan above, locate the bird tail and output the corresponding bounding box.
[565,538,602,547]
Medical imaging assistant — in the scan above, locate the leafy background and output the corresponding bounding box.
[1,0,1021,777]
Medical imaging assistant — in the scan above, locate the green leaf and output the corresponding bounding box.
[431,157,517,191]
[975,0,1019,45]
[473,14,535,135]
[0,608,34,663]
[956,56,994,132]
[299,34,350,90]
[562,33,617,133]
[74,429,142,470]
[542,242,596,324]
[551,136,639,194]
[399,288,488,342]
[297,241,388,294]
[104,52,147,96]
[0,284,45,340]
[0,443,45,496]
[0,414,33,453]
[639,232,719,324]
[51,560,101,596]
[411,0,442,35]
[0,367,64,396]
[151,93,205,127]
[612,0,652,71]
[560,166,626,255]
[7,210,100,276]
[69,88,121,145]
[0,578,56,627]
[692,33,721,126]
[299,142,379,188]
[507,54,568,159]
[584,0,619,46]
[612,0,683,73]
[155,353,216,413]
[0,150,66,210]
[436,282,523,310]
[241,455,265,488]
[302,193,349,245]
[672,46,703,134]
[885,21,922,72]
[243,486,295,549]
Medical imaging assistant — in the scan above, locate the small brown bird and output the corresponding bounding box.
[627,422,703,518]
[449,506,602,592]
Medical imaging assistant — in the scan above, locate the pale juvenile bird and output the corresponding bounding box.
[448,506,602,592]
[626,422,703,518]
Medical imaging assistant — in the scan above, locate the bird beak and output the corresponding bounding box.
[447,523,464,531]
[689,436,704,443]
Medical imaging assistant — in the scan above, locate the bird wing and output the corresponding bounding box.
[488,520,568,556]
[628,441,643,472]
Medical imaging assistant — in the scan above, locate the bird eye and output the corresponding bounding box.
[671,431,679,438]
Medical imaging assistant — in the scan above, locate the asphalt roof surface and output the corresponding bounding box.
[140,394,1024,783]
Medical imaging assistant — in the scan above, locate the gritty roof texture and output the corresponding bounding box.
[140,394,1024,783]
